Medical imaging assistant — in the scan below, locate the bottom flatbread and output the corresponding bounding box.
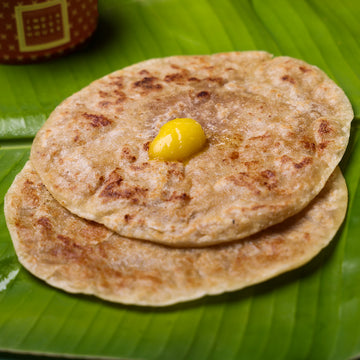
[5,162,347,306]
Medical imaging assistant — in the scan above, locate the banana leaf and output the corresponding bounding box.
[1,0,360,359]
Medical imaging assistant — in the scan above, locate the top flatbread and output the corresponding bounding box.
[30,51,353,246]
[4,162,347,306]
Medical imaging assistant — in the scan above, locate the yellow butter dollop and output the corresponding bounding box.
[148,118,206,161]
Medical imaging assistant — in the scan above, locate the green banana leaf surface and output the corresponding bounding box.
[1,0,360,359]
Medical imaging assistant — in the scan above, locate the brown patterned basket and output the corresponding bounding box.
[0,0,98,64]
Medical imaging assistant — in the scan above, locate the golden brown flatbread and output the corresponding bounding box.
[30,52,353,247]
[4,162,347,306]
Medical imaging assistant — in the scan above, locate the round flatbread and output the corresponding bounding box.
[30,51,353,246]
[4,162,347,306]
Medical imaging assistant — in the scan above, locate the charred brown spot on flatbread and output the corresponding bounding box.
[294,157,313,169]
[164,70,189,84]
[222,151,240,162]
[318,119,332,135]
[196,91,210,99]
[98,101,112,108]
[51,234,85,260]
[121,146,137,163]
[99,169,123,197]
[82,113,112,127]
[109,76,124,88]
[143,142,150,151]
[98,90,109,98]
[114,90,127,103]
[188,77,201,82]
[167,192,192,202]
[280,155,292,164]
[299,66,312,73]
[319,141,330,150]
[206,77,224,85]
[124,214,134,222]
[260,170,278,190]
[260,170,275,178]
[227,172,262,195]
[99,169,148,204]
[21,179,39,207]
[37,216,52,230]
[301,139,316,152]
[98,88,127,108]
[133,76,163,92]
[130,162,150,171]
[167,167,185,180]
[229,151,239,160]
[281,75,295,84]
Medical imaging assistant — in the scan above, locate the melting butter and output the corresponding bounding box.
[148,118,206,161]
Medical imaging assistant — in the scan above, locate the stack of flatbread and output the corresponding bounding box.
[4,51,353,306]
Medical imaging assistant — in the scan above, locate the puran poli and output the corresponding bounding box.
[4,162,347,306]
[30,51,353,246]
